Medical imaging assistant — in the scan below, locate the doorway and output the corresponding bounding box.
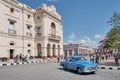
[10,49,14,59]
[37,43,42,58]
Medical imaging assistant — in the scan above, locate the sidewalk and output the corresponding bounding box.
[99,57,120,66]
[85,56,120,70]
[0,58,46,66]
[98,57,120,70]
[0,57,120,70]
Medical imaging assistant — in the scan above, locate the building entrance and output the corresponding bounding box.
[10,49,14,59]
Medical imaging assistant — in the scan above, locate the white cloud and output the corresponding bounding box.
[66,33,98,48]
[47,0,58,2]
[68,40,74,44]
[78,36,98,48]
[68,32,75,39]
[94,34,102,39]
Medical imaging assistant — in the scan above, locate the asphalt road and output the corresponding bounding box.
[0,61,120,80]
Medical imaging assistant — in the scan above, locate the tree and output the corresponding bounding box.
[108,11,120,26]
[104,11,120,50]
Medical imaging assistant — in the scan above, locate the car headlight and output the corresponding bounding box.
[84,67,88,70]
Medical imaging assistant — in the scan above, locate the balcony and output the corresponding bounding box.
[26,32,32,37]
[48,34,61,40]
[8,29,16,35]
[36,33,42,38]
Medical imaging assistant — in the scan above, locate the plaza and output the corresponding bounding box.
[0,61,120,80]
[0,0,120,80]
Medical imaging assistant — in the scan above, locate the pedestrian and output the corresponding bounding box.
[101,55,104,61]
[96,55,99,64]
[22,55,25,62]
[114,53,119,66]
[14,55,18,63]
[90,55,93,62]
[57,56,60,63]
[105,54,108,61]
[19,53,22,61]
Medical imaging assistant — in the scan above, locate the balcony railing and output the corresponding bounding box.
[8,29,16,35]
[36,33,42,38]
[48,34,61,40]
[26,32,32,37]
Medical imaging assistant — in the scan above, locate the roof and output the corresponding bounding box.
[69,55,84,58]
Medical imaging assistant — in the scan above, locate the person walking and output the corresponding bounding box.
[105,54,108,61]
[19,53,22,61]
[114,53,119,66]
[57,56,60,63]
[14,55,18,63]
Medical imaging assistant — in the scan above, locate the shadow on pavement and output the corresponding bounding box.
[57,68,96,75]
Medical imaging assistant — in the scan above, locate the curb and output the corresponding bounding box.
[98,65,120,70]
[0,60,46,67]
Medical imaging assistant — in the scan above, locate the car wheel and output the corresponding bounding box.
[77,68,82,74]
[63,65,67,70]
[91,71,95,74]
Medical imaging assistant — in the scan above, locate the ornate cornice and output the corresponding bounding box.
[36,4,62,22]
[1,0,35,13]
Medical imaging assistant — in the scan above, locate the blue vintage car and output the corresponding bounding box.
[60,56,97,74]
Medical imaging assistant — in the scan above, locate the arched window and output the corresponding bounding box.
[10,43,14,46]
[51,23,56,35]
[27,43,31,47]
[9,41,15,46]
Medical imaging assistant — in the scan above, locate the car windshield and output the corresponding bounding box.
[74,57,86,61]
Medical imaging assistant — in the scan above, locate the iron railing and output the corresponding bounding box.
[8,29,16,35]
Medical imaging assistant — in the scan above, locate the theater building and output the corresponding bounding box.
[0,0,63,59]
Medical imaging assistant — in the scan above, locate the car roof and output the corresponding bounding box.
[69,55,84,58]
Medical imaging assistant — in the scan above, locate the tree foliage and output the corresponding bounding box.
[108,11,120,26]
[104,11,120,49]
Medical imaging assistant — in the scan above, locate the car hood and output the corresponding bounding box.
[75,61,97,67]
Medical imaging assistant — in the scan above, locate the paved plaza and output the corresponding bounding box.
[0,61,120,80]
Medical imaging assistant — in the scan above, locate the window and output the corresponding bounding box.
[27,25,32,33]
[9,22,14,30]
[27,26,30,33]
[10,42,14,46]
[9,41,15,46]
[27,44,31,47]
[37,16,40,20]
[27,50,31,57]
[66,57,71,61]
[9,21,15,34]
[51,23,56,35]
[26,25,32,37]
[28,15,31,19]
[8,20,16,34]
[28,50,31,53]
[10,8,14,13]
[37,27,41,33]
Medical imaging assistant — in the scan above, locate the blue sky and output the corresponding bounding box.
[18,0,120,48]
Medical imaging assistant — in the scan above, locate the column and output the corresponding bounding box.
[67,50,69,57]
[49,48,52,58]
[42,47,47,59]
[56,48,58,57]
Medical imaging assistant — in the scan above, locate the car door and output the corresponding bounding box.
[67,58,76,70]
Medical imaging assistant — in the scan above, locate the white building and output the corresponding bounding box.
[0,0,63,59]
[64,44,93,58]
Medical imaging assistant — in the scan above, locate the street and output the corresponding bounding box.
[0,61,120,80]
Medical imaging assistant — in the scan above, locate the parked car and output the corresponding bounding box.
[60,56,97,74]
